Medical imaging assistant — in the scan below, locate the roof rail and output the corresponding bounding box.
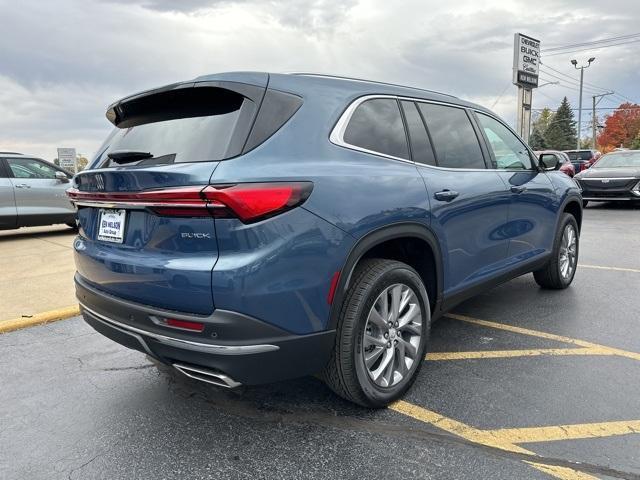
[288,72,459,99]
[0,151,22,155]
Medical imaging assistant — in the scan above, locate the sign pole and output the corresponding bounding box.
[516,86,533,143]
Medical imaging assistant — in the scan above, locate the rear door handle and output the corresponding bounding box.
[14,184,31,189]
[510,185,527,194]
[434,190,459,202]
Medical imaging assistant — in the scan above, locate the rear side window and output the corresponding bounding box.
[418,103,485,169]
[95,87,253,167]
[566,151,593,161]
[343,99,409,160]
[401,101,436,166]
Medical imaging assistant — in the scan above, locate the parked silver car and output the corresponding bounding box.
[0,152,76,230]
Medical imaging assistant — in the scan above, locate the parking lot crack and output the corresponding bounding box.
[67,451,107,480]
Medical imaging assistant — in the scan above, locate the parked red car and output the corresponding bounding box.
[534,150,575,177]
[564,149,601,172]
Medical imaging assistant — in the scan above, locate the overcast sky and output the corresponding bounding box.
[1,0,638,160]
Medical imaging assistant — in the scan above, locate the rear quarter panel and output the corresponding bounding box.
[209,83,432,333]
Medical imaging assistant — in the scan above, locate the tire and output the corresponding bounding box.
[533,213,579,289]
[322,259,430,407]
[582,200,589,208]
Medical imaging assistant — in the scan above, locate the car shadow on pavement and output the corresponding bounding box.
[0,225,76,241]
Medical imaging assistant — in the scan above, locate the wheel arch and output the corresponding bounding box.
[561,195,583,231]
[328,222,443,330]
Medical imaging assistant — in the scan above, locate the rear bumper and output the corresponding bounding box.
[76,275,335,385]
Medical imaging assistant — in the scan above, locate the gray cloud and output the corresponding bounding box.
[0,0,638,160]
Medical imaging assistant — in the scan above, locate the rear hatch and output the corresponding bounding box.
[70,76,268,315]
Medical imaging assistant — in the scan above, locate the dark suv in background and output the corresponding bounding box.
[564,149,601,173]
[68,72,583,407]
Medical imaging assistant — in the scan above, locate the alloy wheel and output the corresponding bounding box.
[362,283,422,388]
[559,224,577,279]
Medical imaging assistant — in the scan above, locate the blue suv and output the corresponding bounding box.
[68,72,582,407]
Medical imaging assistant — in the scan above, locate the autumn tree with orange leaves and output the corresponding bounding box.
[596,103,640,151]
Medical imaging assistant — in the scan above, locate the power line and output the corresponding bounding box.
[539,62,636,104]
[538,70,607,95]
[542,32,640,52]
[542,39,640,57]
[491,82,511,109]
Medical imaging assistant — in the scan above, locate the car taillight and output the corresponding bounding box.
[67,182,313,223]
[203,183,313,222]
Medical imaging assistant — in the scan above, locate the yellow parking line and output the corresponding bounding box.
[446,314,640,362]
[525,462,599,480]
[0,305,80,334]
[390,400,597,480]
[486,420,640,444]
[579,264,640,274]
[390,400,531,453]
[426,348,612,361]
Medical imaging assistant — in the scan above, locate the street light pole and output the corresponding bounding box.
[571,57,595,149]
[591,91,614,150]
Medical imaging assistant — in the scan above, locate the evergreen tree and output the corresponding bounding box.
[544,97,578,150]
[529,108,554,149]
[529,126,547,149]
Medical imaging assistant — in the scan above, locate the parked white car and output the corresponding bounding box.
[0,152,76,230]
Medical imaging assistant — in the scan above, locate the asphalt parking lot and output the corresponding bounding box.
[2,202,640,480]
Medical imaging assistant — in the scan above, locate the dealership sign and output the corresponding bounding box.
[57,147,77,173]
[513,33,540,88]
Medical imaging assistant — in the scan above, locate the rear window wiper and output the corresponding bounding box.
[107,150,153,164]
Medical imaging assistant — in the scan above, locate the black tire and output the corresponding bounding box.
[322,258,430,407]
[533,213,579,289]
[582,200,589,208]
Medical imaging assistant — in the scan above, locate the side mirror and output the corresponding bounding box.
[539,153,559,171]
[55,171,70,183]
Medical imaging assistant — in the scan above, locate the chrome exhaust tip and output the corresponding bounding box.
[173,362,242,389]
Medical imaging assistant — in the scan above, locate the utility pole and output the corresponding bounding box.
[592,92,614,150]
[571,57,595,149]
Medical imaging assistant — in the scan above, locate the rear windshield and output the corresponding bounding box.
[566,151,593,161]
[93,87,246,167]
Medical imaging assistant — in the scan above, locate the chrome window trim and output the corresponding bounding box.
[329,95,413,164]
[330,94,495,172]
[80,302,279,355]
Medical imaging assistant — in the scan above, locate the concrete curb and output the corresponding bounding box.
[0,305,80,334]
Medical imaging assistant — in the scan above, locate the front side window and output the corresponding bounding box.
[418,103,485,169]
[7,158,58,179]
[476,113,533,170]
[343,98,409,160]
